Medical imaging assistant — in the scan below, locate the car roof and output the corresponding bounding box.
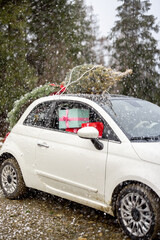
[69,94,136,101]
[38,93,138,105]
[66,94,139,103]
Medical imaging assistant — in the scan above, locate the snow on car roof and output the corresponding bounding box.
[64,93,137,104]
[35,94,138,108]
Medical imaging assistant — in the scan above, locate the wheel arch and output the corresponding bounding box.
[0,152,16,165]
[111,180,160,216]
[0,152,25,182]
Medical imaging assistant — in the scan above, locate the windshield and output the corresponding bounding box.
[103,98,160,141]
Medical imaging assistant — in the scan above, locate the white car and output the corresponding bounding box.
[1,94,160,240]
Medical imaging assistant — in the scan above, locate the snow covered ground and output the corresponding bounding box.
[0,190,129,239]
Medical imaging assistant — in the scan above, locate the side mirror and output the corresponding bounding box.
[77,127,104,150]
[77,127,99,139]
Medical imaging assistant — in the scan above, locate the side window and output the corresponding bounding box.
[51,101,119,141]
[24,101,53,128]
[52,101,89,131]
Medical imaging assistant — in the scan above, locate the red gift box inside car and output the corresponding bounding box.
[66,128,80,133]
[81,122,104,138]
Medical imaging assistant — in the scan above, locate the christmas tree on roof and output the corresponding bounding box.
[8,64,132,129]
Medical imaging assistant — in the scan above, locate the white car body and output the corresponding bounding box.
[1,94,160,217]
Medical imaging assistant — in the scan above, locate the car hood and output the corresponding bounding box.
[132,142,160,165]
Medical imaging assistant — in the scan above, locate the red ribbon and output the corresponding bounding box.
[50,84,66,95]
[61,110,71,128]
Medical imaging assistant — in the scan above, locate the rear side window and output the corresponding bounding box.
[24,101,53,128]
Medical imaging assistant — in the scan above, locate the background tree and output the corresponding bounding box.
[0,0,101,136]
[0,0,37,135]
[28,0,99,85]
[107,0,160,104]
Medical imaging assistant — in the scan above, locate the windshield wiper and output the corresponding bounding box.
[130,136,152,141]
[130,135,160,141]
[154,135,160,140]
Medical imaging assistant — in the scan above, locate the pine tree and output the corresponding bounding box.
[107,0,160,103]
[0,0,37,135]
[28,0,99,85]
[0,0,100,136]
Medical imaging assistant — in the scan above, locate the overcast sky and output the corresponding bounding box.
[85,0,160,42]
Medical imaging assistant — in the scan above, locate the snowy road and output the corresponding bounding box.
[0,190,130,240]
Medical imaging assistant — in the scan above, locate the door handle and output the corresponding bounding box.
[37,142,49,148]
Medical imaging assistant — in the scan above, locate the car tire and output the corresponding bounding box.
[0,158,27,199]
[116,184,160,240]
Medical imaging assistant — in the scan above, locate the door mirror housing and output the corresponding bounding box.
[78,127,104,150]
[77,127,99,139]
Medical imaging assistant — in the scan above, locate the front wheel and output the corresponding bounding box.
[116,184,160,240]
[0,158,27,199]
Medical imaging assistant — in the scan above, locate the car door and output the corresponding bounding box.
[18,100,54,188]
[35,100,110,204]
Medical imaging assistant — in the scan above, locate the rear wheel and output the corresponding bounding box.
[116,184,160,240]
[0,158,27,199]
